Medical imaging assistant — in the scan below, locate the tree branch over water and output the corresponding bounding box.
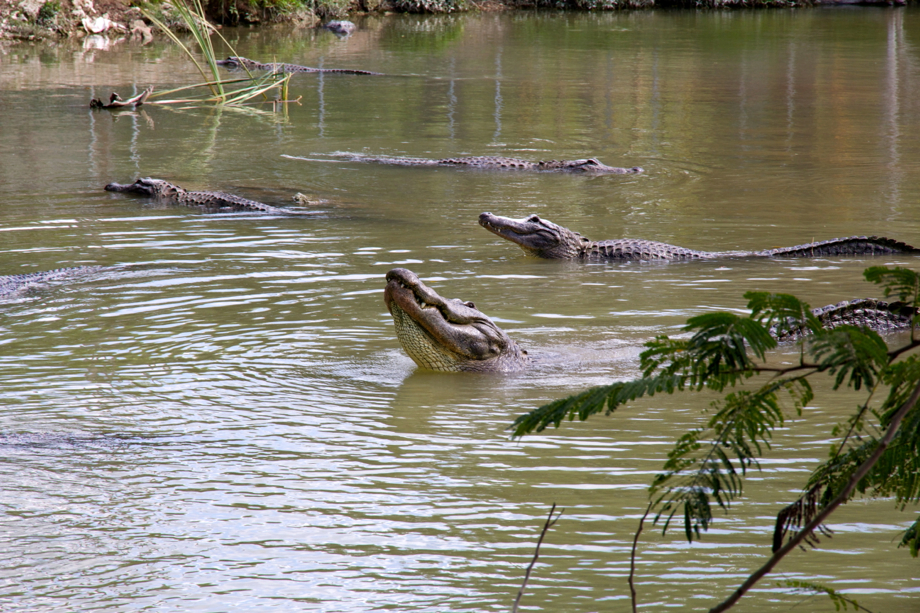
[512,266,920,611]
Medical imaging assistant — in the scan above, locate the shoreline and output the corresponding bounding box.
[0,0,910,43]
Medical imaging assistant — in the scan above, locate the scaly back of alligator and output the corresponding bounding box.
[217,56,381,76]
[583,239,721,261]
[754,236,920,258]
[335,154,532,168]
[0,266,107,298]
[176,189,314,215]
[105,179,314,216]
[582,236,920,261]
[335,154,642,174]
[774,298,917,341]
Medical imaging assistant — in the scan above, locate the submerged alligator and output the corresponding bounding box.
[105,178,315,216]
[216,56,381,76]
[333,154,644,175]
[0,266,109,298]
[322,20,356,35]
[479,213,920,260]
[384,269,917,373]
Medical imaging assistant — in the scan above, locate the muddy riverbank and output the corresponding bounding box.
[2,0,910,44]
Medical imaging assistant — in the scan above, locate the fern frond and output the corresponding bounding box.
[865,266,920,306]
[746,291,823,340]
[779,580,873,612]
[899,516,920,558]
[807,327,889,390]
[509,374,688,438]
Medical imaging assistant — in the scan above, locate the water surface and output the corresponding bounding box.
[1,8,919,612]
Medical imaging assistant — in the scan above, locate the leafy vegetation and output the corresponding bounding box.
[512,266,920,611]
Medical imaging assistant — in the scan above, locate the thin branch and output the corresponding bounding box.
[708,377,920,613]
[512,504,563,613]
[629,501,653,613]
[887,337,920,361]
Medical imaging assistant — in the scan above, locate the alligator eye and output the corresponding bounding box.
[526,215,541,222]
[586,159,600,166]
[463,301,476,309]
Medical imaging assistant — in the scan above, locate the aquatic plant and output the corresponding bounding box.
[141,0,293,107]
[512,265,920,612]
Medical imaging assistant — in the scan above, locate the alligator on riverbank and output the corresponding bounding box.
[384,268,529,373]
[384,269,917,373]
[105,178,316,216]
[0,266,108,298]
[479,213,920,260]
[216,56,381,76]
[331,153,644,175]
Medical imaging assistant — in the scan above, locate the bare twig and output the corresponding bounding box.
[512,503,563,613]
[90,86,153,109]
[629,501,653,613]
[709,377,920,613]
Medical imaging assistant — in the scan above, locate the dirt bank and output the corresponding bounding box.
[1,0,909,43]
[0,0,323,43]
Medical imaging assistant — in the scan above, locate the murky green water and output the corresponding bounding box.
[1,7,919,612]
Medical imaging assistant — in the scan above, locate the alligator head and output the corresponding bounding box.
[538,158,644,174]
[215,56,254,70]
[384,268,527,372]
[478,212,590,259]
[104,178,182,199]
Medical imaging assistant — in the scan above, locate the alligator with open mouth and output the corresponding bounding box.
[479,213,920,260]
[384,269,917,372]
[384,268,529,372]
[333,153,644,175]
[105,178,315,216]
[216,56,381,76]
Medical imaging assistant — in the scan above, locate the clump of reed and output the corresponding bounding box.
[142,0,293,107]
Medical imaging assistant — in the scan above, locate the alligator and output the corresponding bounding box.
[384,269,917,373]
[384,268,529,373]
[0,266,108,298]
[334,153,644,175]
[479,213,920,260]
[105,178,316,216]
[773,298,917,341]
[216,56,381,76]
[322,20,356,35]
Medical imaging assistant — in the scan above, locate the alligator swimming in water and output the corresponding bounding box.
[773,298,917,341]
[332,153,644,175]
[479,213,920,260]
[105,178,316,216]
[216,56,381,76]
[384,268,529,373]
[384,269,918,373]
[0,266,108,298]
[322,20,356,35]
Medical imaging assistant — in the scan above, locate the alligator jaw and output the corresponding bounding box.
[104,179,155,196]
[478,212,584,258]
[215,57,244,69]
[555,159,644,174]
[384,268,526,372]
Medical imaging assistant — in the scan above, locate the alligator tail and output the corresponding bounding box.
[773,298,917,341]
[758,236,920,258]
[0,266,108,298]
